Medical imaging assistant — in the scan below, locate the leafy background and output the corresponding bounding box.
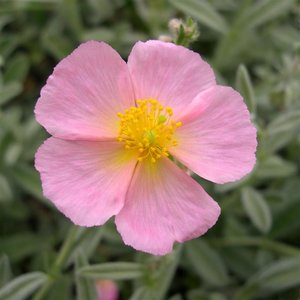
[0,0,300,299]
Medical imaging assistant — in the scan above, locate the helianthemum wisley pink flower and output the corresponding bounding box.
[35,40,257,255]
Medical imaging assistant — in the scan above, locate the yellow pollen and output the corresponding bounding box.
[117,99,182,163]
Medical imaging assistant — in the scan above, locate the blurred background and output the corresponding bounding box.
[0,0,300,299]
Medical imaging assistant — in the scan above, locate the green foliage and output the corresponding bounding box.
[169,0,228,34]
[0,0,300,299]
[235,64,256,114]
[0,272,47,300]
[75,252,98,300]
[77,262,144,280]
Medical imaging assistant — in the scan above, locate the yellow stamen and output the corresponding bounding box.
[116,99,182,163]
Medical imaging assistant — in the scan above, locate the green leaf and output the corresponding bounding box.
[241,187,272,233]
[262,129,295,154]
[75,252,98,300]
[235,64,256,114]
[67,227,104,266]
[10,164,47,204]
[0,174,13,202]
[221,247,256,280]
[81,29,114,44]
[151,245,183,300]
[4,53,30,83]
[266,108,300,135]
[254,156,297,179]
[262,107,300,153]
[0,272,47,300]
[78,262,144,280]
[0,255,12,288]
[59,0,83,38]
[0,82,22,106]
[0,233,51,262]
[130,246,182,300]
[248,258,300,296]
[42,21,74,60]
[129,287,151,300]
[186,240,230,286]
[241,0,296,30]
[270,177,300,238]
[45,276,72,300]
[169,0,228,34]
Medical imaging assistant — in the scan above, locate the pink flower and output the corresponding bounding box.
[35,41,257,255]
[96,280,118,300]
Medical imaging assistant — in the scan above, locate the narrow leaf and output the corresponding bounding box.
[0,82,22,106]
[241,0,296,30]
[266,108,300,135]
[153,245,183,300]
[186,240,230,286]
[75,252,98,300]
[59,0,83,38]
[4,53,30,83]
[0,174,13,202]
[169,0,228,34]
[0,272,47,300]
[10,164,47,204]
[0,255,12,288]
[255,156,297,179]
[78,262,144,280]
[68,227,104,266]
[241,187,272,233]
[247,258,300,296]
[129,287,151,300]
[235,64,256,114]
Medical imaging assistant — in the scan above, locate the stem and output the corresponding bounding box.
[210,237,300,257]
[33,225,79,300]
[51,225,78,275]
[32,279,54,300]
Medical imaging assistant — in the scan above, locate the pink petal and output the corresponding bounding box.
[172,86,257,184]
[35,41,135,140]
[128,40,216,116]
[35,138,137,226]
[115,159,220,256]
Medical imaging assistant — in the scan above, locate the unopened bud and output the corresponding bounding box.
[158,35,173,43]
[168,18,182,33]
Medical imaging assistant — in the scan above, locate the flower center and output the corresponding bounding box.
[117,99,182,163]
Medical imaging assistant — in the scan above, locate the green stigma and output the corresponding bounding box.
[158,115,167,124]
[146,130,156,144]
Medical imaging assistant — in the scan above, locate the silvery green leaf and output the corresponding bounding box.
[186,240,230,286]
[0,255,12,288]
[75,252,98,300]
[241,187,272,233]
[247,258,300,296]
[4,53,30,83]
[169,0,228,34]
[241,0,296,30]
[67,227,104,266]
[266,108,300,135]
[129,287,151,300]
[0,82,22,106]
[235,64,256,114]
[254,156,297,179]
[11,164,47,204]
[0,174,13,202]
[78,262,144,280]
[0,272,47,300]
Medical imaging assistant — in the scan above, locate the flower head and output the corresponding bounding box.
[35,40,257,255]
